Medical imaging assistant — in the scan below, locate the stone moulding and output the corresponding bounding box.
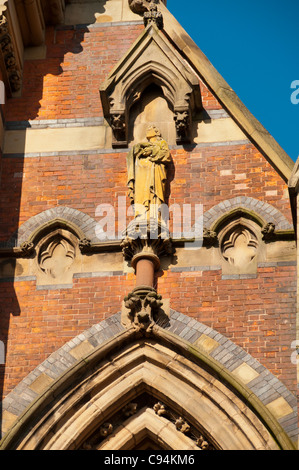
[100,22,202,147]
[0,312,296,450]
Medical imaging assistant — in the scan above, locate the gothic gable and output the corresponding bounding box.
[100,22,202,147]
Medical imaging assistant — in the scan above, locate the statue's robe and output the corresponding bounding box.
[127,138,171,218]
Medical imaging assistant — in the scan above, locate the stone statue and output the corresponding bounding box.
[126,125,171,220]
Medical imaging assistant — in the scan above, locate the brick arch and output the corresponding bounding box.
[7,207,99,247]
[203,197,293,231]
[0,311,296,449]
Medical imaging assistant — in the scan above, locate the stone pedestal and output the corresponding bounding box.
[121,218,172,331]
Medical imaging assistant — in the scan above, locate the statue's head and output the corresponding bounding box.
[146,125,161,140]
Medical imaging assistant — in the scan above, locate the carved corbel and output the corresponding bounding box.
[174,110,191,144]
[78,237,92,253]
[110,113,127,148]
[124,286,163,332]
[203,228,218,246]
[261,222,275,241]
[20,241,35,257]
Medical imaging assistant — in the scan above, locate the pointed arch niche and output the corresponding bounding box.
[129,83,176,145]
[0,312,296,450]
[100,23,202,147]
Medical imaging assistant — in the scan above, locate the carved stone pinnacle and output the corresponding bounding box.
[128,0,163,29]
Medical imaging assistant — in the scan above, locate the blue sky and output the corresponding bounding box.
[168,0,299,162]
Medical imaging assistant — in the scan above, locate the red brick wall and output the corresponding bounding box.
[6,24,144,122]
[0,23,296,400]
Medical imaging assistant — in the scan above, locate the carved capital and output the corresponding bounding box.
[121,219,173,269]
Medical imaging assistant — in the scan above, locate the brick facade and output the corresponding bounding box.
[0,4,297,449]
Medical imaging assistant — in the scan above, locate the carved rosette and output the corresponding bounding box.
[153,401,215,450]
[0,13,22,93]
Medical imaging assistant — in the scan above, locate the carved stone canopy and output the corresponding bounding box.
[100,22,202,147]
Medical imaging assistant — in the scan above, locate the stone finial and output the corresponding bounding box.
[143,2,163,29]
[128,0,164,29]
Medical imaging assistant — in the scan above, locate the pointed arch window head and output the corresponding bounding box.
[100,23,202,147]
